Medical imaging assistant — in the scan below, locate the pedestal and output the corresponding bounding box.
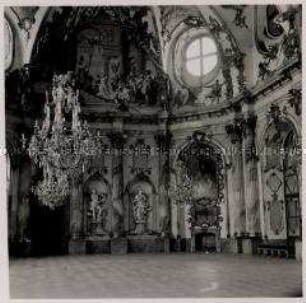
[295,240,302,262]
[127,235,165,253]
[163,237,170,253]
[86,237,111,254]
[111,238,128,254]
[228,238,243,253]
[69,239,86,255]
[242,237,261,254]
[242,238,252,254]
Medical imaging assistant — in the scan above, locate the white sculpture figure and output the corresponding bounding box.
[132,189,151,234]
[109,57,121,83]
[42,101,51,132]
[54,93,62,124]
[89,189,103,222]
[96,73,109,99]
[72,101,81,131]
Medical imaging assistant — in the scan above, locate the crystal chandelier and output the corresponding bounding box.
[22,72,103,209]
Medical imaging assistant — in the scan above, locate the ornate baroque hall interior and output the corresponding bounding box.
[4,4,302,299]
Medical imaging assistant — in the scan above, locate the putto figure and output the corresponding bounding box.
[89,189,103,222]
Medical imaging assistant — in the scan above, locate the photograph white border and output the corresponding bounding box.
[0,1,304,302]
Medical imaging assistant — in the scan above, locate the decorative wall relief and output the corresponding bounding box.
[266,172,282,193]
[130,139,151,175]
[75,23,123,100]
[159,6,197,44]
[222,5,248,28]
[199,79,224,105]
[225,116,245,145]
[255,5,301,82]
[11,6,38,40]
[267,193,284,235]
[283,131,301,238]
[261,113,300,238]
[288,88,301,116]
[264,104,291,173]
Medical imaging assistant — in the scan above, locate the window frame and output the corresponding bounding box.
[184,36,218,78]
[173,28,220,90]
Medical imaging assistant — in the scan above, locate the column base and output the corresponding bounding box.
[69,239,86,255]
[228,238,243,253]
[111,237,128,254]
[163,237,170,253]
[127,235,166,253]
[241,237,262,254]
[295,240,302,262]
[86,237,111,254]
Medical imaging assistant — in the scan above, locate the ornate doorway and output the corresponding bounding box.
[176,134,225,252]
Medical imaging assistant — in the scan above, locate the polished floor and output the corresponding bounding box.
[10,253,302,298]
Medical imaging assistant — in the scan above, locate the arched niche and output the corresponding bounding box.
[84,173,112,237]
[172,134,227,251]
[124,174,157,235]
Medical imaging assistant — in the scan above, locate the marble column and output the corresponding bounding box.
[70,176,84,239]
[107,131,127,239]
[226,117,246,237]
[154,132,172,235]
[243,114,260,237]
[69,172,85,254]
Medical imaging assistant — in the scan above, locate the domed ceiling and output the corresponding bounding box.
[5,5,301,119]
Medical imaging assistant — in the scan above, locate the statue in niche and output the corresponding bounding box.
[109,57,122,86]
[132,189,152,234]
[88,189,109,235]
[89,189,103,221]
[95,72,109,99]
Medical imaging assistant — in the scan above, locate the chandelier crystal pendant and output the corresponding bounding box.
[22,72,103,209]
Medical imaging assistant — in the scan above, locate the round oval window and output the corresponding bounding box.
[185,36,218,77]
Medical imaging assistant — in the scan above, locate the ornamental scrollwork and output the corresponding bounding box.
[288,88,301,116]
[129,139,151,175]
[256,6,301,82]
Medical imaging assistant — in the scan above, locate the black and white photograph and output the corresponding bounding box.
[3,3,303,300]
